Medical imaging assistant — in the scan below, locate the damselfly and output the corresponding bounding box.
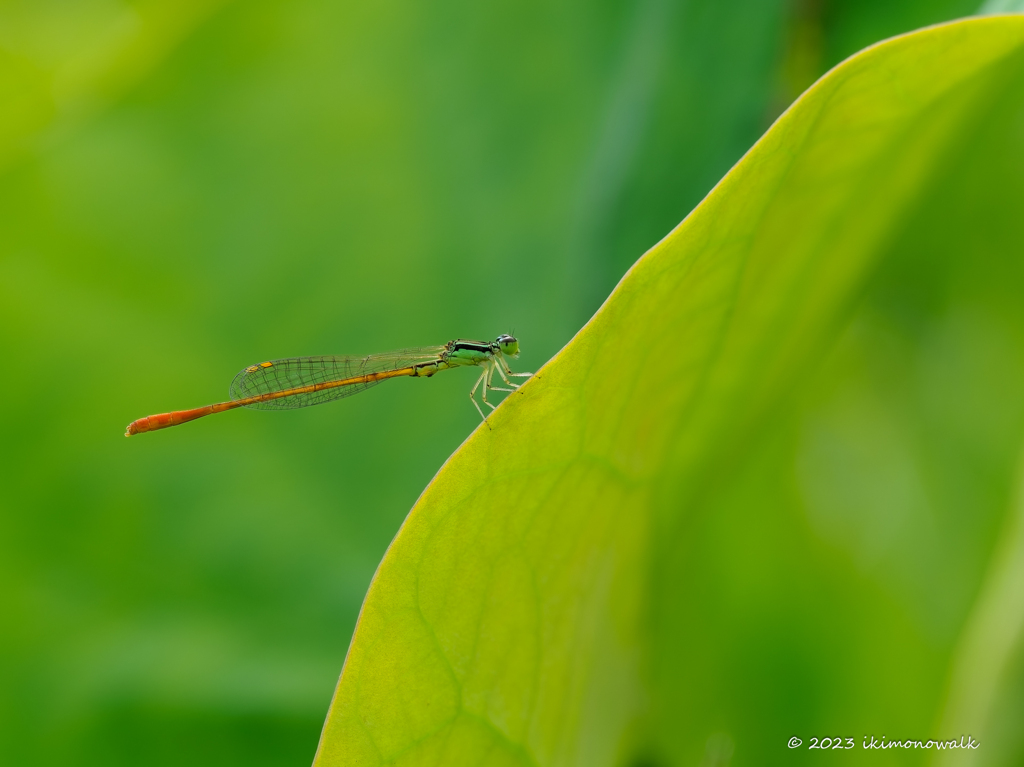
[125,334,532,436]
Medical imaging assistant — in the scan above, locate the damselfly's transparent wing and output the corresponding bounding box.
[229,346,446,410]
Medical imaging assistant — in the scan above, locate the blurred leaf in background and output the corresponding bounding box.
[0,0,995,765]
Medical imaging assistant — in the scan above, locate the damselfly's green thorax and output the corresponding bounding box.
[436,334,520,368]
[125,333,532,436]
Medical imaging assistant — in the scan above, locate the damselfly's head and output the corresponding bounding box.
[496,334,520,358]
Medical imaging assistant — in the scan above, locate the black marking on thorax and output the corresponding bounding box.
[451,340,494,354]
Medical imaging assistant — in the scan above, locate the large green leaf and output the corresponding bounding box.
[316,16,1024,765]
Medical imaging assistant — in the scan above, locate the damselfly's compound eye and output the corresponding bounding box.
[496,334,519,357]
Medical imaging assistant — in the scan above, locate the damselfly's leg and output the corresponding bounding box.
[499,355,532,379]
[486,361,513,394]
[480,363,502,409]
[494,357,532,390]
[469,366,492,428]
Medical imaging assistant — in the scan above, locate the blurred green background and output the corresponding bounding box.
[0,1,1001,765]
